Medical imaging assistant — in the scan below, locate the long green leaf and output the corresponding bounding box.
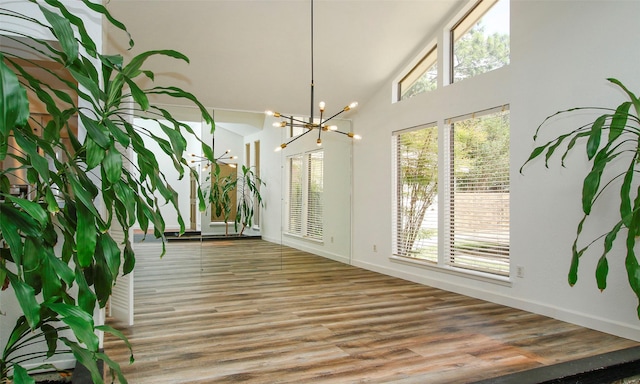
[99,233,121,280]
[6,272,40,329]
[596,255,609,291]
[621,159,636,226]
[59,338,104,384]
[586,115,605,160]
[609,101,631,141]
[0,53,30,138]
[8,196,48,227]
[85,136,106,170]
[12,364,35,384]
[103,145,123,184]
[37,4,78,65]
[75,264,97,315]
[76,202,97,268]
[80,113,111,149]
[47,303,98,351]
[609,78,640,117]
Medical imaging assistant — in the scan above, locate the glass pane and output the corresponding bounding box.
[449,109,510,275]
[307,151,324,240]
[394,126,438,262]
[400,47,438,101]
[452,0,510,83]
[288,156,303,235]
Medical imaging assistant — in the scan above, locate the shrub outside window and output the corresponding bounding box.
[393,125,439,261]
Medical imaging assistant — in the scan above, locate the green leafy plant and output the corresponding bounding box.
[210,162,235,236]
[233,165,265,235]
[521,78,640,318]
[0,0,214,382]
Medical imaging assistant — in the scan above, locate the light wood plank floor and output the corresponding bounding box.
[104,239,639,383]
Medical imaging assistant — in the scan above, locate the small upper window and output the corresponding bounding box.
[398,46,438,101]
[451,0,510,83]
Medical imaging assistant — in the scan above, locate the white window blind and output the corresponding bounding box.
[288,155,303,235]
[445,106,510,276]
[287,150,323,240]
[307,151,323,240]
[393,125,438,262]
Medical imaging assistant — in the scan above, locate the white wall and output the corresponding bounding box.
[350,0,640,341]
[254,115,354,263]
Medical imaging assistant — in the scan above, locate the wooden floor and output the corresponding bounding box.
[104,239,639,383]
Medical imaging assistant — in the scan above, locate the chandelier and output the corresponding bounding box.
[267,0,361,152]
[190,150,237,170]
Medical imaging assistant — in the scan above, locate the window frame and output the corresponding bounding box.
[444,105,510,277]
[449,0,509,84]
[392,123,439,262]
[397,45,438,102]
[286,149,324,241]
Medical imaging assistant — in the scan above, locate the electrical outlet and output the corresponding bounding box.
[516,266,525,278]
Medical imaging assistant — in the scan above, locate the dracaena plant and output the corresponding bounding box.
[521,78,640,318]
[0,1,214,383]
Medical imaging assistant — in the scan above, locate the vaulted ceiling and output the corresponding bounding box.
[104,0,464,121]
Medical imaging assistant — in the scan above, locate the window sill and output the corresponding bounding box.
[283,232,324,245]
[390,255,512,287]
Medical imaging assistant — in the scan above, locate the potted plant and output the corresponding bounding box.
[0,1,214,382]
[208,164,264,237]
[521,78,640,318]
[232,165,265,236]
[209,162,235,236]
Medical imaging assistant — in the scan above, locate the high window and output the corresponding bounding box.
[287,150,324,241]
[398,46,438,101]
[393,124,439,262]
[450,0,510,83]
[445,106,510,276]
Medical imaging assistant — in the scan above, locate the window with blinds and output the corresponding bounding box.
[445,106,510,276]
[288,155,303,235]
[254,140,261,227]
[307,151,324,240]
[287,150,323,240]
[393,124,438,262]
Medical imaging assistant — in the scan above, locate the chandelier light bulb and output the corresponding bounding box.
[344,101,358,111]
[273,121,286,128]
[317,138,322,146]
[327,125,338,131]
[319,101,326,111]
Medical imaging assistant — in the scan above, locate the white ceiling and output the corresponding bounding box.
[104,0,464,124]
